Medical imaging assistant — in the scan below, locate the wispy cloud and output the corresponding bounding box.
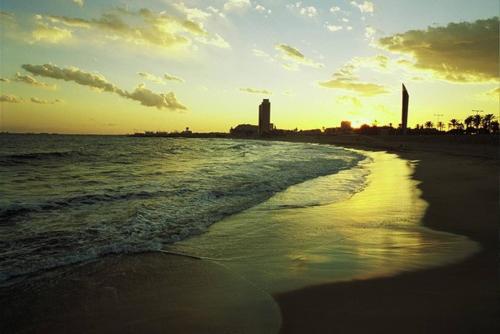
[287,2,318,17]
[337,95,362,107]
[32,17,72,43]
[173,2,211,21]
[138,72,164,84]
[485,87,500,97]
[255,4,271,15]
[275,43,324,69]
[30,97,62,104]
[325,24,343,32]
[240,87,272,95]
[319,58,388,96]
[35,7,230,50]
[224,0,251,12]
[13,72,56,89]
[0,94,22,103]
[138,72,185,84]
[350,1,374,13]
[164,73,184,83]
[72,0,84,7]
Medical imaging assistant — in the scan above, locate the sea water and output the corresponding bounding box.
[0,134,366,283]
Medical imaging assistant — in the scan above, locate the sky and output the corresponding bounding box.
[0,0,498,134]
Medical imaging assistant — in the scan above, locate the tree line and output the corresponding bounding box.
[416,113,498,135]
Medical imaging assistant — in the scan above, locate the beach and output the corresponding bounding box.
[275,139,499,333]
[0,137,498,333]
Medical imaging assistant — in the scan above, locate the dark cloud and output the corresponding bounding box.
[125,84,186,110]
[378,17,499,82]
[22,64,123,94]
[22,63,186,111]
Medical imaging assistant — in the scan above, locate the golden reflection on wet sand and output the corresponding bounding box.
[171,150,480,293]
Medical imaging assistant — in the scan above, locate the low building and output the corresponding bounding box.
[230,124,258,137]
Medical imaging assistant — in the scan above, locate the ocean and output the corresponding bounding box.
[0,134,366,283]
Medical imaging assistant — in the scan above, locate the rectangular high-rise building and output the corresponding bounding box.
[258,99,271,135]
[401,84,409,134]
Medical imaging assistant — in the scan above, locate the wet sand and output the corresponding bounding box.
[275,148,499,333]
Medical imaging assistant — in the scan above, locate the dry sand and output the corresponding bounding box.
[275,138,499,333]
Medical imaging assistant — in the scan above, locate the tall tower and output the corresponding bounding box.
[401,84,409,134]
[258,99,271,135]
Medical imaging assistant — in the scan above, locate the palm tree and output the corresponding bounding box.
[472,114,482,129]
[464,116,474,129]
[448,119,458,130]
[437,121,445,131]
[491,121,499,134]
[424,121,434,129]
[481,114,495,132]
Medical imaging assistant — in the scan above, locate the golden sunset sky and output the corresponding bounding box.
[0,0,498,134]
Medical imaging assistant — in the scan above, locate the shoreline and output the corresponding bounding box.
[274,139,499,333]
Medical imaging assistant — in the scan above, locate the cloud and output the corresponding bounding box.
[337,95,362,107]
[138,72,164,84]
[319,79,387,96]
[138,72,184,84]
[0,10,16,26]
[40,8,229,50]
[207,6,226,18]
[126,84,186,110]
[330,6,341,13]
[287,2,318,17]
[224,0,251,11]
[378,17,499,82]
[22,63,186,110]
[22,64,124,94]
[164,73,184,83]
[72,0,84,7]
[252,48,275,62]
[13,72,56,89]
[276,44,304,60]
[319,60,388,96]
[173,3,211,21]
[0,94,22,103]
[326,24,343,32]
[31,21,72,43]
[275,43,324,68]
[350,1,374,13]
[30,97,62,104]
[240,87,272,95]
[485,87,500,97]
[255,4,271,15]
[364,26,376,41]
